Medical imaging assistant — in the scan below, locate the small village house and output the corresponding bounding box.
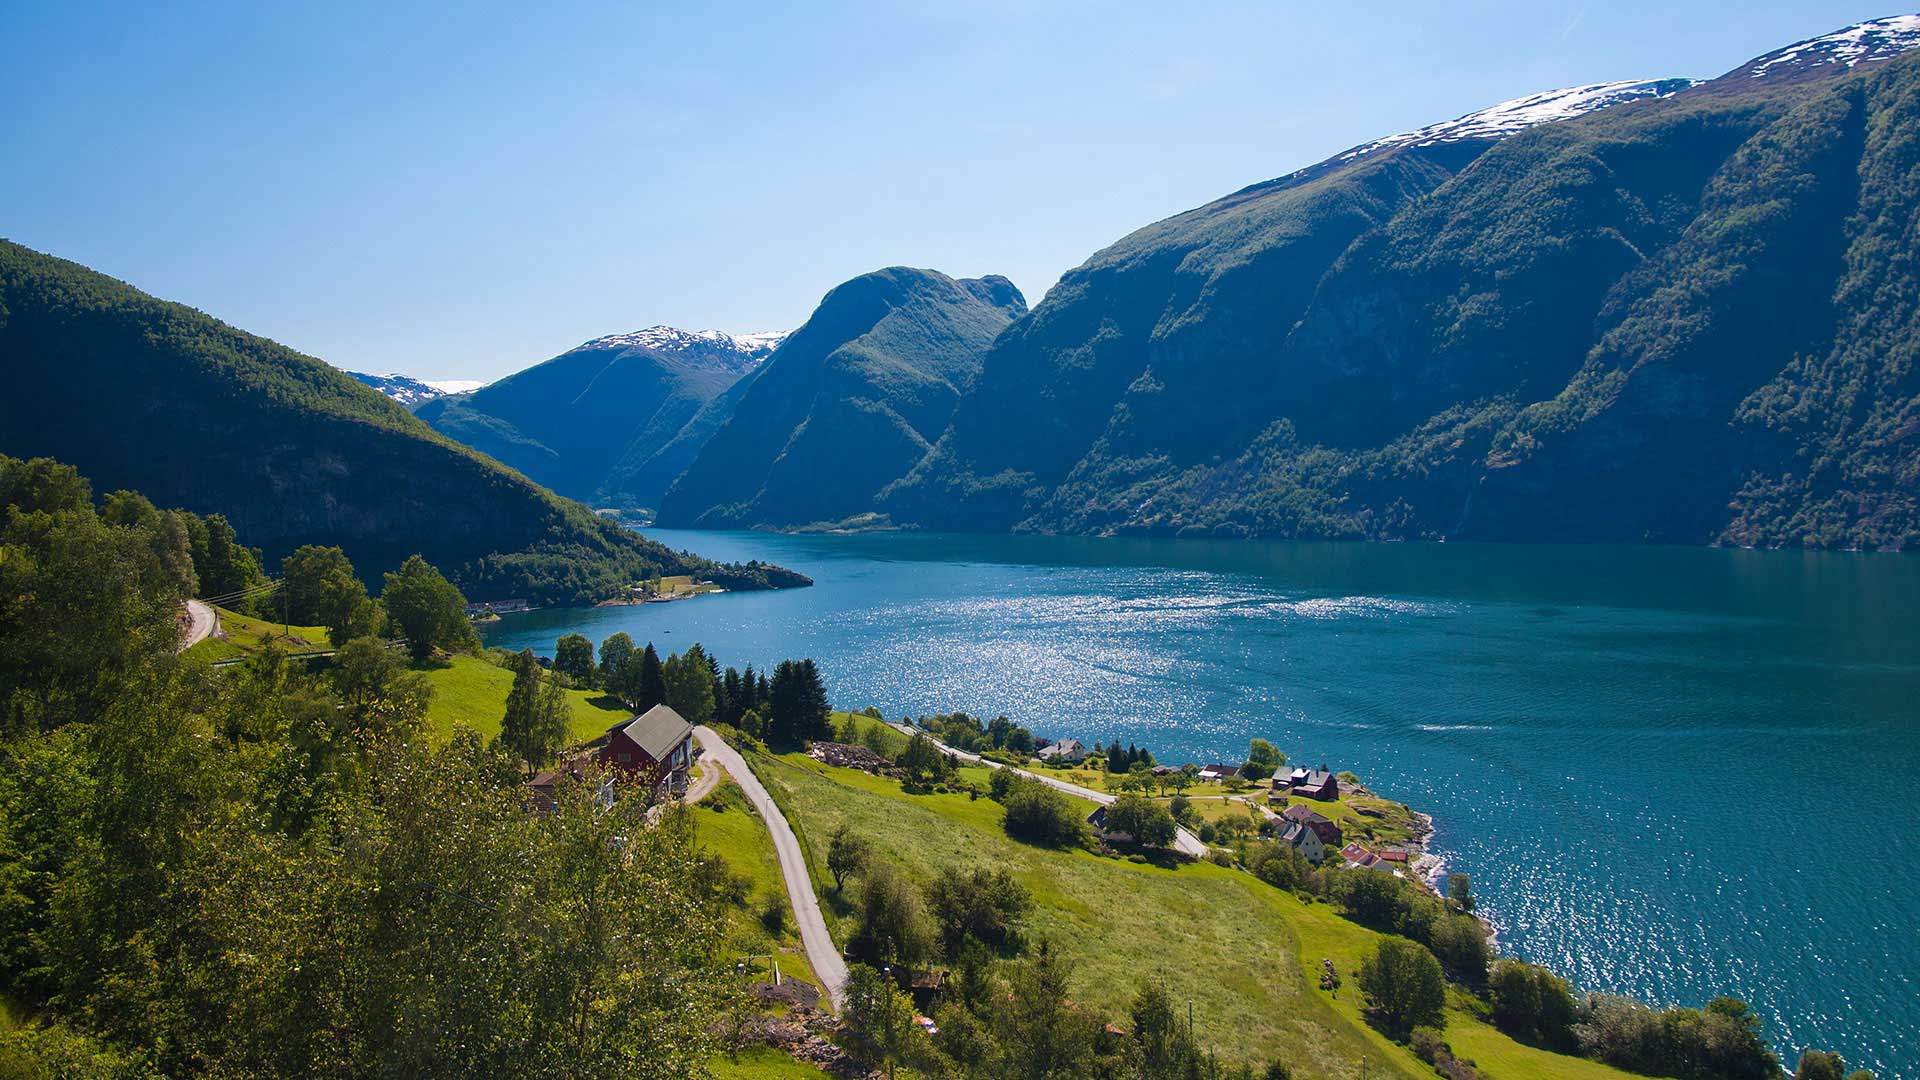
[1086,804,1129,843]
[1340,841,1396,874]
[1196,763,1240,783]
[1279,767,1339,801]
[1036,738,1087,764]
[1279,820,1326,863]
[598,703,695,800]
[1281,803,1344,845]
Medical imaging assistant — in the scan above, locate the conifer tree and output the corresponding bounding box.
[638,643,667,711]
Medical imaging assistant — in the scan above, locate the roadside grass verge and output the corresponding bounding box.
[687,780,821,993]
[183,604,331,662]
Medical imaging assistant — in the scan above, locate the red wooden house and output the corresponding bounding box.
[597,703,695,800]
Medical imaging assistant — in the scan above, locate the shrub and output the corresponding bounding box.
[848,861,934,968]
[1001,781,1086,848]
[1488,959,1577,1049]
[1356,939,1446,1035]
[1103,794,1177,847]
[925,866,1030,957]
[1409,1026,1448,1063]
[1428,914,1491,984]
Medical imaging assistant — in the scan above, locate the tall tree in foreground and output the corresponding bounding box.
[994,940,1097,1080]
[636,644,667,712]
[598,633,636,704]
[838,964,921,1080]
[280,544,379,646]
[661,644,715,727]
[767,658,831,747]
[553,633,596,686]
[382,554,476,660]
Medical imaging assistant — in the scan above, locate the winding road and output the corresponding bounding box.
[692,726,848,1010]
[888,723,1211,858]
[178,599,217,652]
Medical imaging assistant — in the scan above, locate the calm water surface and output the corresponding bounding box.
[486,531,1920,1076]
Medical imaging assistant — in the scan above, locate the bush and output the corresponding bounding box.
[925,866,1030,957]
[848,861,935,968]
[1573,994,1780,1080]
[1428,914,1491,983]
[1103,794,1177,847]
[1000,780,1086,848]
[1356,939,1446,1035]
[1409,1026,1448,1063]
[1488,959,1577,1049]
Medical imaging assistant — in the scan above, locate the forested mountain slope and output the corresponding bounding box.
[887,17,1920,550]
[0,241,808,603]
[658,267,1025,528]
[415,326,782,507]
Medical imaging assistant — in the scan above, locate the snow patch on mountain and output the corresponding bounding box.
[1743,14,1920,79]
[1336,79,1697,164]
[349,371,476,408]
[577,325,790,360]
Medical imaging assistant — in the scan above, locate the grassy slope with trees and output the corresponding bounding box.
[0,240,809,605]
[752,741,1633,1080]
[0,455,738,1079]
[888,39,1920,550]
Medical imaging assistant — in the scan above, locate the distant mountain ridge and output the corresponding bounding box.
[876,14,1920,550]
[349,371,485,408]
[656,268,1025,528]
[416,325,786,507]
[0,240,809,604]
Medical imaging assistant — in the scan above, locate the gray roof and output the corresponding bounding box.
[613,703,693,761]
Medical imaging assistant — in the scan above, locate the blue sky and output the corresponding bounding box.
[1,1,1898,380]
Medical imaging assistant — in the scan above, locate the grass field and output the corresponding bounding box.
[182,604,332,662]
[747,749,1645,1080]
[414,653,629,745]
[709,1046,834,1080]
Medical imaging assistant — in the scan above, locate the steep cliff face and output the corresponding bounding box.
[888,19,1920,550]
[658,267,1025,528]
[0,241,808,603]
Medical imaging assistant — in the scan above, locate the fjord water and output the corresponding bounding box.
[486,530,1919,1075]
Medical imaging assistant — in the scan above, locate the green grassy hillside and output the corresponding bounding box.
[415,653,628,745]
[0,240,809,604]
[750,750,1641,1080]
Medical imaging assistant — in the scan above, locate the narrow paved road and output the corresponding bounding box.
[693,726,847,1009]
[178,600,217,652]
[889,723,1210,858]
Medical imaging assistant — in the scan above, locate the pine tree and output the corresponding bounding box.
[719,667,742,726]
[637,643,666,711]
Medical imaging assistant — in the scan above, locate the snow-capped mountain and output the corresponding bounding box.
[571,326,789,372]
[1336,78,1698,164]
[349,371,483,408]
[1740,14,1920,82]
